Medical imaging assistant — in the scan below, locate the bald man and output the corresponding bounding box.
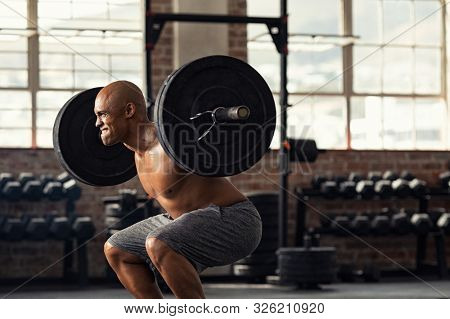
[97,81,262,299]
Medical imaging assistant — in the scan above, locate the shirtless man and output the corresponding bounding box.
[97,81,262,299]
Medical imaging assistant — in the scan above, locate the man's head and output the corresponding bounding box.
[94,81,147,146]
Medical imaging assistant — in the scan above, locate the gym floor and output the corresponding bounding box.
[1,279,450,299]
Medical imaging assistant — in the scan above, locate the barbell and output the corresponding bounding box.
[53,55,277,186]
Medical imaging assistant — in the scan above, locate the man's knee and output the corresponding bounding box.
[146,237,171,268]
[104,241,142,269]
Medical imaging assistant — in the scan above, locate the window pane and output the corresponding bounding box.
[383,0,414,45]
[0,0,28,28]
[354,0,382,43]
[110,72,143,88]
[289,96,346,149]
[353,46,382,93]
[351,97,383,149]
[0,53,27,69]
[0,110,31,128]
[415,98,447,150]
[74,71,109,89]
[40,71,74,89]
[290,0,341,34]
[382,97,414,149]
[0,90,31,109]
[0,129,31,147]
[0,70,28,88]
[36,129,53,148]
[75,54,109,71]
[289,46,342,93]
[415,48,440,94]
[248,49,280,92]
[40,54,73,70]
[383,47,413,93]
[111,55,142,71]
[37,90,73,110]
[415,0,441,45]
[37,110,59,129]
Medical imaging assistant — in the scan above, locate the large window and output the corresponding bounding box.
[0,0,143,148]
[248,0,449,150]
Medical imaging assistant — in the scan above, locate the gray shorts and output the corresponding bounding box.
[107,199,262,272]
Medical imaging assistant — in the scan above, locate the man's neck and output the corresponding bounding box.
[123,120,158,155]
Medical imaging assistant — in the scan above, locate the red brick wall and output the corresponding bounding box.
[228,0,247,61]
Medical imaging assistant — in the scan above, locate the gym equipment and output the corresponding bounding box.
[410,212,432,235]
[370,214,390,236]
[18,172,35,186]
[383,170,399,181]
[40,174,54,187]
[22,180,43,201]
[53,56,276,185]
[22,216,49,241]
[287,139,320,162]
[390,210,411,235]
[374,180,393,198]
[57,171,72,184]
[355,180,375,199]
[311,175,327,190]
[0,217,26,241]
[348,172,363,184]
[331,215,351,236]
[367,171,382,183]
[409,178,426,198]
[118,189,138,212]
[438,171,450,189]
[339,181,356,198]
[320,181,338,199]
[400,170,415,181]
[437,212,450,235]
[392,178,411,198]
[47,215,72,240]
[72,216,96,239]
[276,247,337,287]
[2,181,22,201]
[43,181,64,201]
[63,179,82,201]
[349,215,371,236]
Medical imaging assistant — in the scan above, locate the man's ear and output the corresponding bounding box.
[125,102,136,118]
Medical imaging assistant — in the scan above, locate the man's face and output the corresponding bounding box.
[94,93,126,146]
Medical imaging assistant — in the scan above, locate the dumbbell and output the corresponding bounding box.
[410,212,432,235]
[370,213,391,236]
[348,172,363,184]
[356,180,375,199]
[374,180,393,198]
[390,210,411,235]
[392,178,411,198]
[40,174,54,188]
[43,181,64,201]
[45,213,72,240]
[436,211,450,235]
[331,215,352,236]
[18,172,35,187]
[72,216,96,239]
[21,215,49,241]
[57,171,72,184]
[63,179,82,201]
[320,180,338,199]
[339,181,357,199]
[2,181,22,201]
[22,180,44,201]
[349,215,371,236]
[400,170,415,181]
[311,175,327,190]
[409,178,427,198]
[0,217,26,241]
[383,170,399,182]
[438,171,450,189]
[367,171,382,183]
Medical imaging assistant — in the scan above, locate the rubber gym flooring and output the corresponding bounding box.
[1,280,450,299]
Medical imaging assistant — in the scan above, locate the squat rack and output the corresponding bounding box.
[144,0,290,248]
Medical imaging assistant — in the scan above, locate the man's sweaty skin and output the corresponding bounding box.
[94,80,246,218]
[95,81,247,299]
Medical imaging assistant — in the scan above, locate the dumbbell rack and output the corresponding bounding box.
[295,187,450,279]
[0,185,89,286]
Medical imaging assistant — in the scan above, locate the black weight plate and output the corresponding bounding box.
[276,247,336,256]
[235,253,277,265]
[154,55,276,176]
[233,264,276,277]
[53,87,136,186]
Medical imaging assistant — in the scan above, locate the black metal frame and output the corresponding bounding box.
[144,0,290,248]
